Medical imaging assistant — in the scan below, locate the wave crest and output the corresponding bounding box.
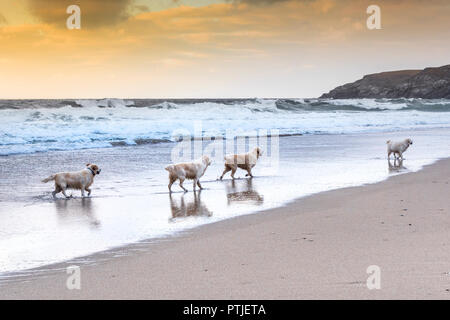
[1,98,450,155]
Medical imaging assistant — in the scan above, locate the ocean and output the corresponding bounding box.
[1,98,450,276]
[1,98,450,156]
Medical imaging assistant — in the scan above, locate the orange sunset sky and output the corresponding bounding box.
[0,0,449,98]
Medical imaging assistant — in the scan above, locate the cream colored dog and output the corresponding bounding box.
[42,164,101,199]
[165,155,211,192]
[387,138,413,160]
[220,147,262,180]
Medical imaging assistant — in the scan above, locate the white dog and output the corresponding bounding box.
[220,147,262,180]
[165,155,211,192]
[387,138,413,160]
[42,164,101,199]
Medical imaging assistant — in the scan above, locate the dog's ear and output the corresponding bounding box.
[86,163,91,167]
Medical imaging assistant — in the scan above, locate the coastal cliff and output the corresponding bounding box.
[320,65,450,99]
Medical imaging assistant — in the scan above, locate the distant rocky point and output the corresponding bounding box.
[320,64,450,99]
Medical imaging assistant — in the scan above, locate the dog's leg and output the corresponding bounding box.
[168,177,176,193]
[85,187,92,196]
[52,185,61,199]
[179,177,188,192]
[197,180,203,190]
[245,168,253,178]
[387,151,392,159]
[61,188,70,199]
[193,178,197,192]
[81,189,86,198]
[220,165,231,180]
[230,166,237,180]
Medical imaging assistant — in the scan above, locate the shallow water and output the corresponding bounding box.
[1,129,450,274]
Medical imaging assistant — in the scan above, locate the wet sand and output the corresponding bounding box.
[3,130,450,273]
[1,158,450,299]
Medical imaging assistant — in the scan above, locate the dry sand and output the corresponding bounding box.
[1,159,450,299]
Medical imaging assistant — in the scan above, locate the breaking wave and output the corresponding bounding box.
[1,98,450,155]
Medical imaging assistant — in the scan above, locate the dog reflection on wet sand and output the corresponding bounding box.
[388,158,407,173]
[169,191,212,221]
[54,197,100,228]
[226,178,264,206]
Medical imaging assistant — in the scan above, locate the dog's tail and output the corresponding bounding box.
[42,174,56,183]
[386,140,391,144]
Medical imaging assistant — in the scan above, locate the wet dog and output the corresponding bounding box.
[387,139,413,160]
[165,155,211,192]
[42,164,101,199]
[220,147,262,180]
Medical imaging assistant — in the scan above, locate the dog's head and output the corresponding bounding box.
[201,155,212,167]
[86,163,101,175]
[254,147,263,159]
[406,138,413,145]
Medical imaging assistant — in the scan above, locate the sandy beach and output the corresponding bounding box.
[1,0,449,304]
[1,158,449,299]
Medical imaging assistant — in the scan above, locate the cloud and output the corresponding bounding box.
[27,0,133,28]
[134,5,150,12]
[0,13,7,25]
[229,0,314,5]
[1,0,450,98]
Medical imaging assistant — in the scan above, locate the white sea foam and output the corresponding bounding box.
[0,98,449,155]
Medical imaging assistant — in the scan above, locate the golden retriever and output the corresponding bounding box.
[387,138,413,160]
[165,155,211,192]
[220,147,262,180]
[42,164,101,199]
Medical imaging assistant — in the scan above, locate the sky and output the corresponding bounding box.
[0,0,449,98]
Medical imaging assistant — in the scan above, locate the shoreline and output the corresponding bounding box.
[0,153,442,279]
[1,157,450,299]
[6,129,450,274]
